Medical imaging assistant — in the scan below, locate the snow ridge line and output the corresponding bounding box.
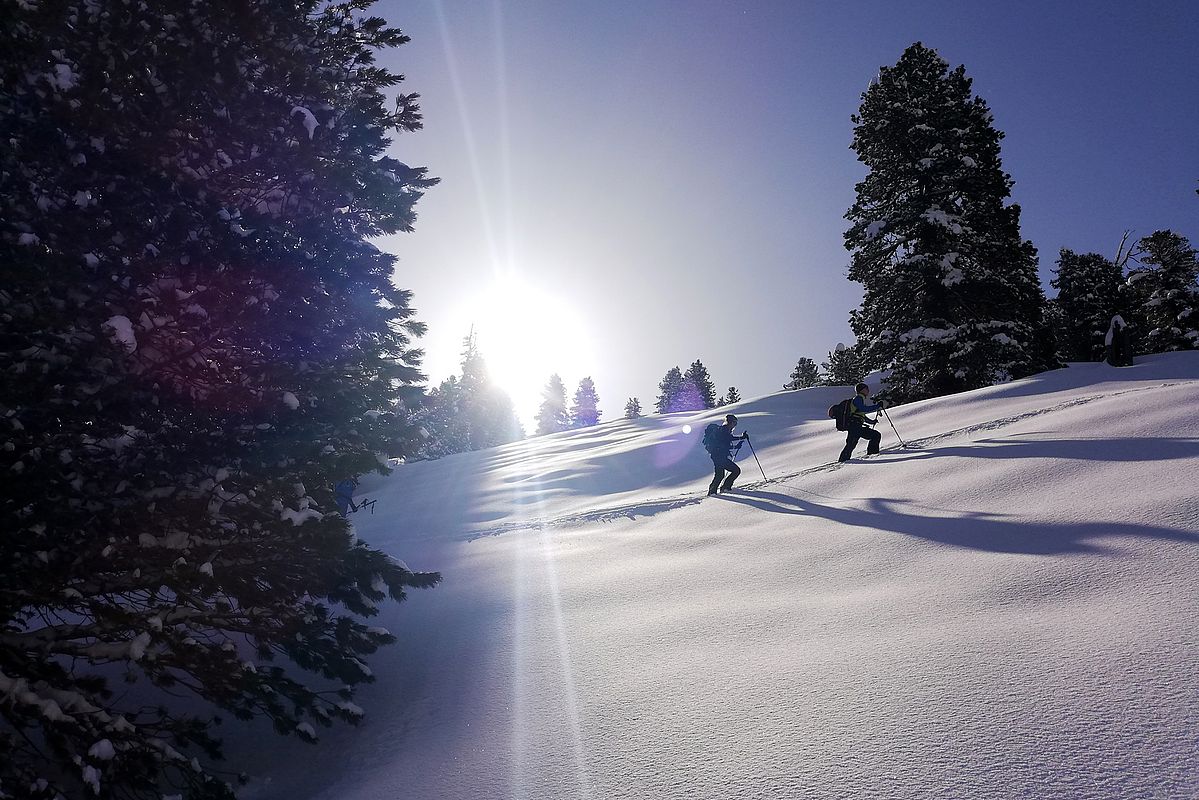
[464,383,1184,540]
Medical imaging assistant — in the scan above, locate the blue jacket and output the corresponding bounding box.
[851,395,881,420]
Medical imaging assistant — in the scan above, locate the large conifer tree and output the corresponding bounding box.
[1051,249,1127,361]
[0,1,440,797]
[845,42,1057,401]
[1127,231,1199,353]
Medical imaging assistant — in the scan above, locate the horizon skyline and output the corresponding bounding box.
[373,0,1199,429]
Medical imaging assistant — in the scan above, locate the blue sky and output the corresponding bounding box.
[373,0,1198,426]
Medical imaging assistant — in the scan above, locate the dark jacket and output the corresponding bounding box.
[707,424,745,459]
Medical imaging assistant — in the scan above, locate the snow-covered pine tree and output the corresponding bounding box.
[0,2,440,797]
[1050,249,1127,361]
[624,397,643,419]
[821,343,870,386]
[724,386,742,404]
[535,374,570,434]
[845,42,1058,402]
[1126,230,1199,352]
[655,366,685,413]
[684,359,718,409]
[569,377,601,428]
[784,357,821,390]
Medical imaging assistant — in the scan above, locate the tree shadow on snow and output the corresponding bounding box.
[842,436,1199,468]
[922,435,1199,463]
[758,486,1199,556]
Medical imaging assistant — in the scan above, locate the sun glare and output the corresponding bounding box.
[462,274,595,424]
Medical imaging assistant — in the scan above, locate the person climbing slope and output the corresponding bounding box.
[703,413,749,495]
[838,383,886,462]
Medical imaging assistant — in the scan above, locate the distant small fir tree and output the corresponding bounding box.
[416,332,522,456]
[1051,249,1128,361]
[822,343,871,386]
[624,397,643,419]
[673,379,706,412]
[724,386,742,404]
[684,359,718,409]
[784,357,821,390]
[536,374,570,434]
[569,376,602,428]
[1126,230,1199,353]
[655,366,685,413]
[418,376,470,458]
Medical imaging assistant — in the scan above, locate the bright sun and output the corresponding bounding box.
[460,274,595,424]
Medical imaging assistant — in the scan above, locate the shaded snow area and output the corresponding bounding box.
[241,354,1199,800]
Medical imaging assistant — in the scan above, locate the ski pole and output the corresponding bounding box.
[880,406,908,449]
[745,434,768,482]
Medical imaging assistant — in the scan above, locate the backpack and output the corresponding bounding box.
[828,398,854,432]
[701,422,722,454]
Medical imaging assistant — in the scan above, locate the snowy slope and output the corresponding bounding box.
[242,353,1199,800]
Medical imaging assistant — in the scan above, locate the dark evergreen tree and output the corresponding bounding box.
[0,2,440,797]
[624,397,643,419]
[845,42,1058,402]
[535,374,570,434]
[724,386,742,404]
[569,376,602,428]
[822,343,871,386]
[655,366,685,413]
[684,359,718,409]
[1126,230,1199,352]
[1051,249,1127,361]
[784,357,821,390]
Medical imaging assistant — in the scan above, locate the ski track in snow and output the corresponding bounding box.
[235,357,1199,800]
[465,382,1179,540]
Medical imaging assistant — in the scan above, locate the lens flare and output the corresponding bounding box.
[682,425,692,434]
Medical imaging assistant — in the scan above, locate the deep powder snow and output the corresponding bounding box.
[240,353,1199,800]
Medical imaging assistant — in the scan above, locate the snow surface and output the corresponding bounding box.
[239,353,1199,800]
